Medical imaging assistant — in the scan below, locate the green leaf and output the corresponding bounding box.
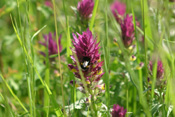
[151,103,163,116]
[31,25,47,41]
[167,105,173,117]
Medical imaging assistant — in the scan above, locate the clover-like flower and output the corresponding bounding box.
[110,1,126,24]
[121,14,135,47]
[39,32,62,57]
[111,104,127,117]
[68,28,104,84]
[45,0,53,8]
[149,60,164,79]
[77,0,94,19]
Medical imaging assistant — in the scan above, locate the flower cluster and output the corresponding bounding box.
[148,60,164,80]
[39,32,62,58]
[68,29,104,84]
[121,15,135,47]
[110,1,126,24]
[77,0,94,19]
[110,1,139,47]
[111,104,127,117]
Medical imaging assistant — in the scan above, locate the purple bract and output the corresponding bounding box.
[111,1,126,24]
[121,14,135,47]
[111,104,127,117]
[77,0,94,19]
[39,32,62,57]
[149,60,164,79]
[68,28,104,83]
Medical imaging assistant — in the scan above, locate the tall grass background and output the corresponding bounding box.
[0,0,175,116]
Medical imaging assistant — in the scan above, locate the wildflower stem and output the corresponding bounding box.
[72,52,97,116]
[62,0,75,114]
[103,0,110,115]
[89,89,98,116]
[52,0,66,116]
[126,89,129,117]
[44,39,50,116]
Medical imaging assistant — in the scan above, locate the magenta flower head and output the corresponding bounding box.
[39,32,62,57]
[121,14,135,47]
[77,0,94,19]
[110,1,126,24]
[45,0,53,8]
[111,104,127,117]
[149,60,164,80]
[68,28,104,83]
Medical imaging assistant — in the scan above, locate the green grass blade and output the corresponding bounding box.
[66,17,72,57]
[10,14,63,116]
[10,14,51,94]
[31,25,47,41]
[89,0,99,31]
[62,0,72,57]
[102,0,110,115]
[151,60,158,99]
[141,0,152,40]
[0,90,15,116]
[44,40,50,116]
[141,0,152,81]
[0,74,29,114]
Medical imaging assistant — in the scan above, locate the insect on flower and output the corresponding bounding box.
[81,57,90,71]
[68,28,104,82]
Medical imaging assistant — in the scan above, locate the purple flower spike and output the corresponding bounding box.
[68,28,104,83]
[45,0,53,8]
[149,60,164,79]
[110,1,126,24]
[121,14,135,47]
[111,104,127,117]
[77,0,94,19]
[39,32,62,57]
